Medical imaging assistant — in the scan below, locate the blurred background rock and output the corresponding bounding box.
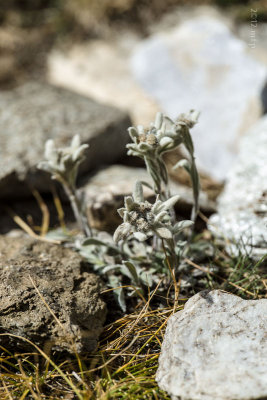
[1,0,267,88]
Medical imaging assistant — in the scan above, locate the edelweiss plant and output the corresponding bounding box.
[114,181,193,268]
[127,110,200,220]
[114,181,180,243]
[36,111,201,311]
[38,135,92,237]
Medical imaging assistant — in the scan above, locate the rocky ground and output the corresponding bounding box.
[0,237,106,353]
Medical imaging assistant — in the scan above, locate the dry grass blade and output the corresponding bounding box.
[17,359,39,400]
[0,333,83,400]
[104,280,162,354]
[0,377,13,400]
[5,206,60,244]
[87,333,141,373]
[31,189,50,237]
[51,184,67,230]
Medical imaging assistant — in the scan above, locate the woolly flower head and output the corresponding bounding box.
[38,135,89,188]
[113,181,193,243]
[127,110,199,159]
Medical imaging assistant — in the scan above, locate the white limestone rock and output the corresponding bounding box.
[131,16,267,180]
[209,116,267,259]
[47,39,159,126]
[156,290,267,400]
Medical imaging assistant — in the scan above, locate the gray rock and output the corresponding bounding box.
[156,290,267,400]
[131,16,266,180]
[0,81,131,199]
[0,236,106,353]
[83,165,216,231]
[209,116,267,259]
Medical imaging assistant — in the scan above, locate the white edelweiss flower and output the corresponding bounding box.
[38,135,89,187]
[127,110,199,163]
[114,181,187,244]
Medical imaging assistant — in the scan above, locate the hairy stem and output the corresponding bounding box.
[62,181,92,237]
[190,155,199,222]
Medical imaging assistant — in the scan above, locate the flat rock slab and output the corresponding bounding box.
[209,115,267,259]
[83,165,216,231]
[156,290,267,400]
[0,236,106,353]
[48,39,159,126]
[0,81,131,199]
[131,15,266,180]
